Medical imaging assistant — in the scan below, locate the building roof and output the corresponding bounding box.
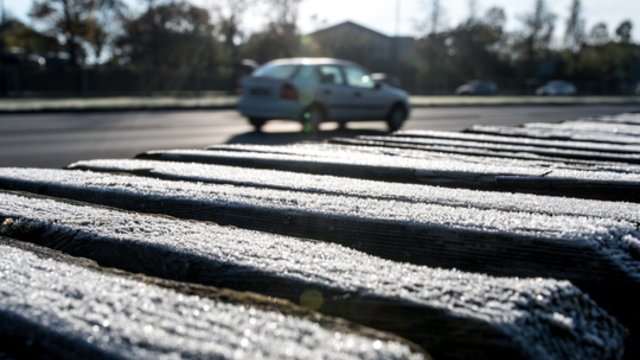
[309,21,391,39]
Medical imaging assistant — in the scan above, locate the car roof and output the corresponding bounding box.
[262,57,358,67]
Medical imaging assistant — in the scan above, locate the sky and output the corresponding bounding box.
[4,0,640,41]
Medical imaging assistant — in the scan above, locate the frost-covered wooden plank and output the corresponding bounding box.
[392,130,640,155]
[137,147,640,201]
[587,113,640,125]
[526,120,640,136]
[331,136,640,168]
[328,139,640,175]
[468,125,640,145]
[205,142,640,173]
[69,158,640,224]
[0,194,628,360]
[335,135,640,164]
[197,143,640,177]
[0,237,427,360]
[0,169,639,310]
[330,136,592,166]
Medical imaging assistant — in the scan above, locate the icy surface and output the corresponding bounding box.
[330,140,640,175]
[0,241,424,360]
[526,121,640,136]
[587,113,640,125]
[349,135,640,163]
[210,142,640,174]
[391,130,640,154]
[2,167,640,246]
[146,147,640,182]
[0,193,628,360]
[70,158,640,223]
[470,125,640,145]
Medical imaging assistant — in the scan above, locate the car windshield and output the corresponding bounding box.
[253,64,298,79]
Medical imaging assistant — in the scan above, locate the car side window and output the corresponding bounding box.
[317,65,344,85]
[294,65,319,84]
[343,66,375,89]
[254,64,298,79]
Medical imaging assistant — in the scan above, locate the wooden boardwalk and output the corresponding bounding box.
[1,113,640,359]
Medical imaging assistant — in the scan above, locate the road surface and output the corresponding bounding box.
[1,105,638,168]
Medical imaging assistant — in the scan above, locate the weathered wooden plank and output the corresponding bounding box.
[0,169,639,332]
[392,130,640,155]
[467,124,640,145]
[200,142,640,177]
[0,237,428,360]
[69,158,640,224]
[0,193,628,360]
[330,137,640,172]
[136,147,640,202]
[587,113,640,125]
[207,142,640,174]
[527,120,640,136]
[331,140,640,176]
[334,135,640,164]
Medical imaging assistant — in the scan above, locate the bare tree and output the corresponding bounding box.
[484,6,506,30]
[212,0,251,45]
[615,20,633,44]
[211,0,251,62]
[467,0,478,23]
[564,0,585,52]
[429,0,443,34]
[589,22,609,45]
[519,0,556,56]
[266,0,303,25]
[30,0,126,66]
[416,0,446,35]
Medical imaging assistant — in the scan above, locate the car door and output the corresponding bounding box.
[314,64,352,120]
[342,65,389,120]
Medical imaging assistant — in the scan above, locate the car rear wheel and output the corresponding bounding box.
[301,105,324,135]
[248,117,267,132]
[386,105,407,132]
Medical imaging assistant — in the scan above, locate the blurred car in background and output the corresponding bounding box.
[237,58,410,133]
[455,80,498,96]
[536,80,577,96]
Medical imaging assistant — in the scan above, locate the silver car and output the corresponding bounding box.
[536,81,577,96]
[237,58,410,133]
[455,80,498,96]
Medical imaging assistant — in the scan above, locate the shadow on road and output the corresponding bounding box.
[225,128,388,145]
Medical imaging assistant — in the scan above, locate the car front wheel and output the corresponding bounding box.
[386,105,407,132]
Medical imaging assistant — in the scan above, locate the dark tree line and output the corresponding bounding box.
[411,0,639,94]
[1,0,639,95]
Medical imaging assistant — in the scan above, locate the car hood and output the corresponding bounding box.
[382,85,409,99]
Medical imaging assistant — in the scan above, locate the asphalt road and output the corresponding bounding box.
[1,105,639,168]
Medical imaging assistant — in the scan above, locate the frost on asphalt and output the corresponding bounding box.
[0,239,426,360]
[0,192,628,360]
